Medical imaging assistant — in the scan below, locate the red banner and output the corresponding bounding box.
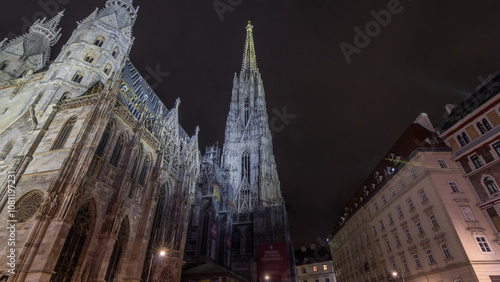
[257,243,289,281]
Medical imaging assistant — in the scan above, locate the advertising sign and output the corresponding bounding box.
[257,243,289,281]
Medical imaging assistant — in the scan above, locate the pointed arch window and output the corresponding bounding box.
[232,229,241,255]
[51,203,93,281]
[72,72,83,83]
[51,115,77,150]
[112,47,119,59]
[138,156,150,185]
[104,64,112,76]
[60,92,72,101]
[485,177,499,195]
[110,133,125,166]
[245,228,253,254]
[130,146,142,180]
[0,61,9,71]
[84,53,95,63]
[105,219,128,281]
[94,36,105,47]
[244,97,250,125]
[241,150,250,184]
[96,122,112,156]
[200,205,211,257]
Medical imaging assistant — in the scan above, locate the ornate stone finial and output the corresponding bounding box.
[175,98,181,108]
[195,126,200,136]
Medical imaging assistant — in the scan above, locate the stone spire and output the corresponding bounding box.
[222,22,282,213]
[105,0,139,24]
[0,10,64,78]
[241,21,258,73]
[30,10,64,46]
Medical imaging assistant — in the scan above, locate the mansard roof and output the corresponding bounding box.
[331,116,450,234]
[438,72,500,132]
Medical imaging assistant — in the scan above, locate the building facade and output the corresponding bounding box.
[330,114,500,282]
[0,1,200,281]
[438,73,500,281]
[295,243,336,282]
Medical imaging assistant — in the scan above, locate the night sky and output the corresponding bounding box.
[3,0,500,248]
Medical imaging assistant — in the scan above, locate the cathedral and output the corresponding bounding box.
[0,1,293,281]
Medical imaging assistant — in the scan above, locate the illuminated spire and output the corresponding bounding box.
[241,21,258,72]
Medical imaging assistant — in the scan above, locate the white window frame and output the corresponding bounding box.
[440,243,452,260]
[475,236,493,253]
[397,206,404,218]
[416,222,424,235]
[410,169,417,180]
[425,249,436,264]
[429,214,439,229]
[406,198,415,211]
[413,253,422,268]
[419,189,428,202]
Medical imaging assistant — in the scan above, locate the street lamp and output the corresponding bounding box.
[392,267,405,282]
[147,250,166,282]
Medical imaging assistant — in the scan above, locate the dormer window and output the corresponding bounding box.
[93,36,105,47]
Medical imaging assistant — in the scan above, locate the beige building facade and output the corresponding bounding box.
[330,114,500,282]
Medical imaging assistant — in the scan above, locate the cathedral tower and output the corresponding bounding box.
[0,11,63,81]
[222,22,282,213]
[222,22,294,282]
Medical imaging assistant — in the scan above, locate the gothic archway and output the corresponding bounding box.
[51,202,94,282]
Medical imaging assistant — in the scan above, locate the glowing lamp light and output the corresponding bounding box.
[265,275,270,280]
[160,251,166,256]
[392,271,398,277]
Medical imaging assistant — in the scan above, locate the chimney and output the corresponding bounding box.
[301,245,307,252]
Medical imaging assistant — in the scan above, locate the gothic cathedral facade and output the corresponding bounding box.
[185,23,295,282]
[0,1,200,281]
